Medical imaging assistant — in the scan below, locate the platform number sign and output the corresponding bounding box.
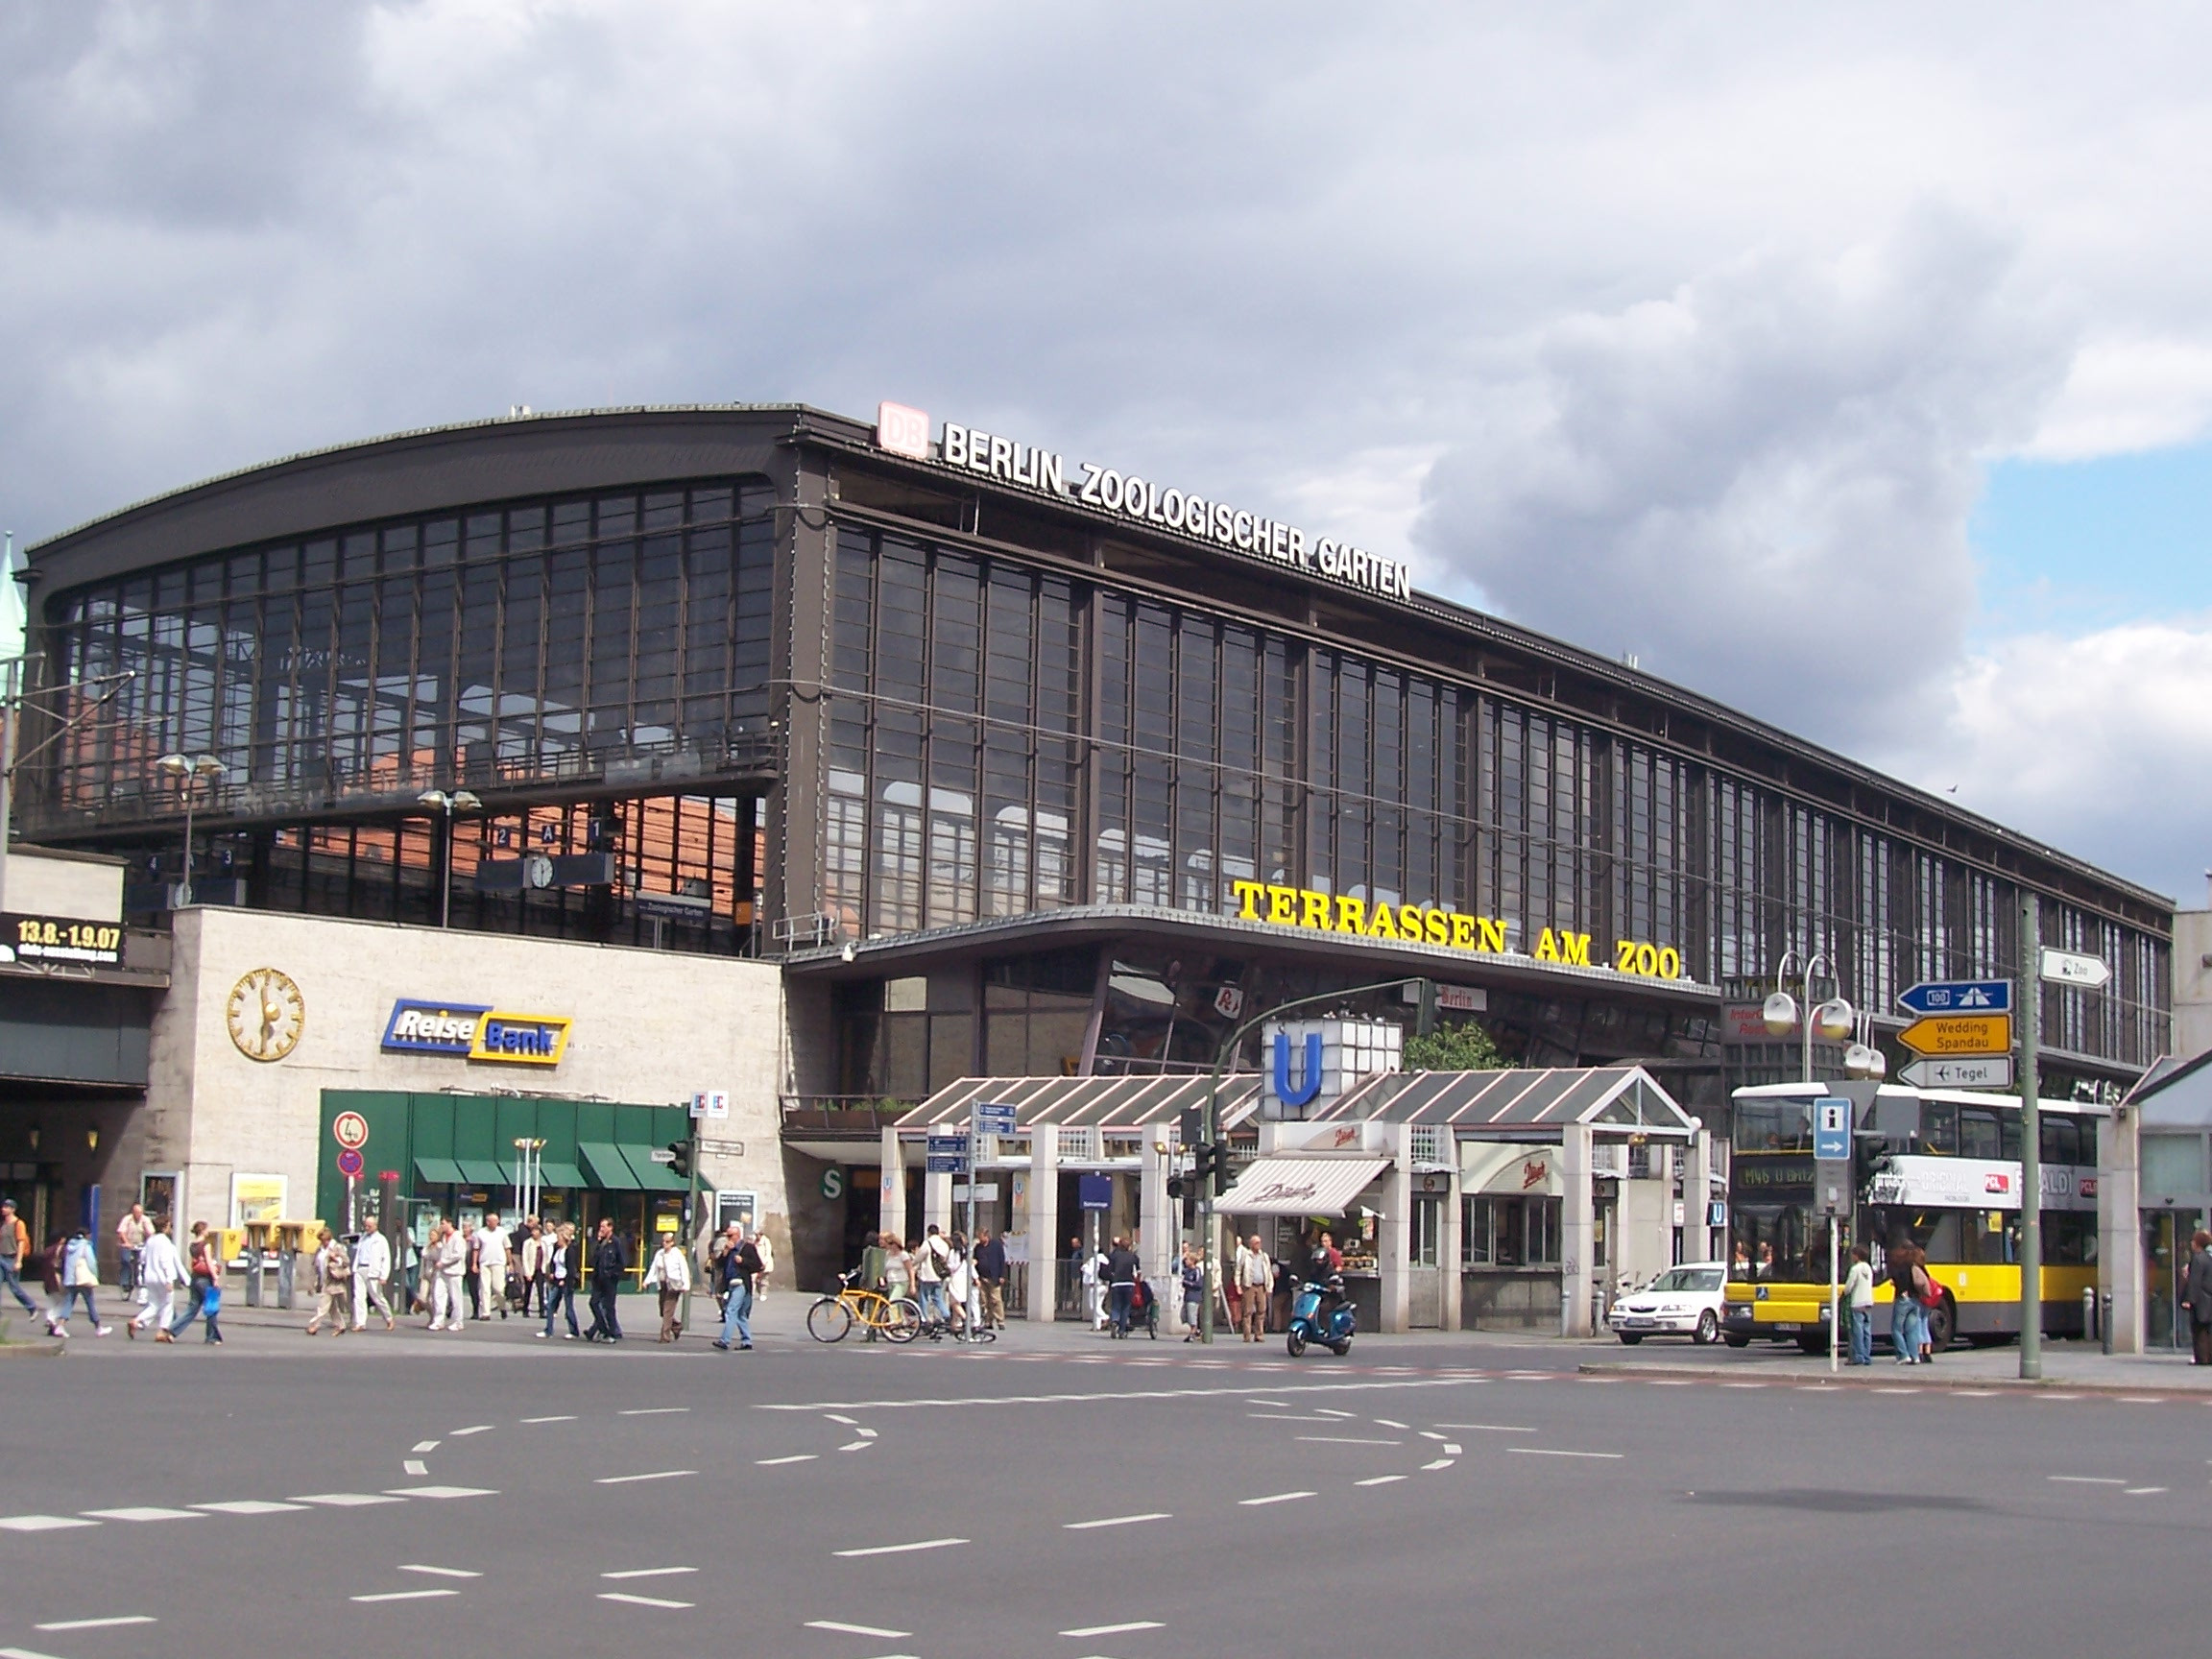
[1814,1098,1850,1163]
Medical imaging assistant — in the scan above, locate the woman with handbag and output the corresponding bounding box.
[1916,1249,1943,1365]
[1886,1238,1924,1364]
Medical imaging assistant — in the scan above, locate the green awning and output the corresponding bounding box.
[579,1142,644,1190]
[456,1159,509,1187]
[413,1156,468,1187]
[631,1151,687,1193]
[534,1161,587,1190]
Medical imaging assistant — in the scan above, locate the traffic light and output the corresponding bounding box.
[666,1140,693,1181]
[1850,1132,1888,1206]
[1188,1142,1232,1196]
[1415,977,1438,1038]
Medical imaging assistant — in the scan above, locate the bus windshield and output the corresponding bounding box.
[1733,1099,1812,1152]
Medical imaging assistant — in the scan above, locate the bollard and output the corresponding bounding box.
[243,1241,263,1307]
[276,1244,297,1310]
[2082,1286,2096,1345]
[1591,1285,1606,1337]
[2101,1289,2114,1356]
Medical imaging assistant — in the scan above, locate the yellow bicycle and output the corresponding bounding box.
[807,1268,923,1343]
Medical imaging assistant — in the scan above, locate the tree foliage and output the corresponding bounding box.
[1404,1019,1513,1072]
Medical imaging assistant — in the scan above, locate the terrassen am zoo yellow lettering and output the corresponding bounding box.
[1228,879,1684,981]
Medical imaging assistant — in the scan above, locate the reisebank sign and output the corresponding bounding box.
[875,401,1412,604]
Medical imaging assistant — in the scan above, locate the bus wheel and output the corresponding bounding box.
[1928,1294,1956,1351]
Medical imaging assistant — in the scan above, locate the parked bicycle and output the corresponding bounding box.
[806,1268,923,1343]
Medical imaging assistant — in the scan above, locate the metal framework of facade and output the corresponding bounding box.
[895,1073,1265,1133]
[1306,1066,1699,1137]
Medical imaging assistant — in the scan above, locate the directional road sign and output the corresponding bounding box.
[974,1101,1018,1137]
[1898,1055,2014,1090]
[1897,978,2011,1017]
[1897,1013,2013,1057]
[2039,948,2112,990]
[1813,1098,1851,1162]
[926,1132,970,1175]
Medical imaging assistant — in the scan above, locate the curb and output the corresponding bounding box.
[1576,1359,2210,1399]
[0,1338,68,1358]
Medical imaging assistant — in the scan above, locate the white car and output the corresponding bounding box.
[1608,1262,1728,1345]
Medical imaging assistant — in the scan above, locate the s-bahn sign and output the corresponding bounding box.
[1227,878,1684,981]
[876,401,1413,604]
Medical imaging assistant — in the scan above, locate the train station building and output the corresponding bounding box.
[0,401,2176,1305]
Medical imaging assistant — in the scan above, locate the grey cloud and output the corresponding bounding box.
[1412,210,2070,746]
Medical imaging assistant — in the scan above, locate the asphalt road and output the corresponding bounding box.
[3,1303,2207,1659]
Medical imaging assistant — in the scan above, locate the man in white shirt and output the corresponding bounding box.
[128,1218,182,1339]
[115,1203,151,1300]
[476,1212,511,1319]
[1236,1236,1272,1343]
[352,1224,395,1331]
[427,1221,468,1331]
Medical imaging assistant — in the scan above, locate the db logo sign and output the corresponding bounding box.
[876,401,931,460]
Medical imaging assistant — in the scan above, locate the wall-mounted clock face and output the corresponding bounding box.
[523,852,556,889]
[227,967,305,1062]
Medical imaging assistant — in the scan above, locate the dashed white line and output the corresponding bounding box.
[295,1493,404,1507]
[1297,1435,1401,1446]
[825,1413,859,1426]
[400,1564,483,1578]
[1433,1423,1535,1433]
[1355,1475,1408,1487]
[1439,1443,1462,1455]
[757,1455,817,1466]
[0,1517,98,1532]
[0,1645,72,1659]
[834,1537,968,1557]
[2127,1486,2170,1496]
[1420,1431,1451,1441]
[618,1407,690,1417]
[1238,1491,1315,1506]
[83,1507,200,1523]
[351,1589,458,1603]
[603,1567,698,1579]
[449,1425,493,1435]
[193,1501,306,1515]
[1064,1513,1171,1529]
[520,1415,577,1424]
[805,1621,911,1638]
[595,1470,697,1485]
[403,1460,430,1477]
[34,1616,156,1631]
[412,1440,441,1454]
[854,1427,878,1438]
[1061,1620,1166,1637]
[1951,1390,1998,1398]
[1247,1414,1336,1422]
[756,1378,1488,1411]
[1374,1418,1409,1430]
[1421,1458,1456,1471]
[838,1441,872,1452]
[384,1486,497,1500]
[1506,1448,1623,1460]
[1313,1407,1358,1418]
[597,1592,694,1609]
[2050,1477,2127,1485]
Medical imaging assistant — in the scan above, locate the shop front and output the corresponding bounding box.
[1216,1154,1390,1332]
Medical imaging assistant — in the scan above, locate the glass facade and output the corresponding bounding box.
[41,478,778,811]
[818,520,2170,1072]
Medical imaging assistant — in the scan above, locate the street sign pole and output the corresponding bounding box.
[2019,894,2042,1382]
[965,1098,978,1329]
[1814,1098,1849,1376]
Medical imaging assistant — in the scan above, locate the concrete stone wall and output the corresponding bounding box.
[150,907,789,1257]
[2175,908,2212,1063]
[6,845,125,921]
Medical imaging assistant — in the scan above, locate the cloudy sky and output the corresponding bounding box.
[4,2,2209,903]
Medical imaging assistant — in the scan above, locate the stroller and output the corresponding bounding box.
[1113,1277,1160,1340]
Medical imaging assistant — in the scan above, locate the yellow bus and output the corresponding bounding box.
[1719,1083,2102,1353]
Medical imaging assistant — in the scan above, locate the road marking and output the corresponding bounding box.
[0,1646,73,1658]
[1721,1382,1766,1389]
[1238,1491,1315,1506]
[757,1379,1486,1412]
[825,1413,859,1425]
[1355,1475,1408,1487]
[839,1441,873,1452]
[618,1407,690,1417]
[1297,1435,1401,1446]
[2038,1394,2082,1401]
[1432,1424,1535,1433]
[2127,1486,2170,1496]
[1421,1458,1456,1471]
[1506,1448,1623,1460]
[400,1564,483,1578]
[855,1427,878,1438]
[1246,1399,1290,1407]
[597,1592,694,1609]
[36,1616,157,1630]
[1440,1443,1462,1455]
[384,1486,496,1500]
[193,1501,307,1515]
[521,1415,578,1424]
[1060,1621,1166,1637]
[1420,1431,1451,1441]
[805,1621,912,1638]
[83,1507,200,1523]
[295,1493,405,1506]
[1952,1390,1998,1397]
[412,1440,441,1454]
[604,1567,698,1579]
[2050,1477,2128,1485]
[1313,1407,1357,1418]
[449,1425,493,1435]
[403,1460,430,1476]
[2117,1397,2165,1405]
[1872,1388,1921,1396]
[1374,1418,1409,1430]
[1064,1513,1172,1529]
[595,1470,696,1485]
[834,1538,968,1557]
[757,1455,818,1466]
[1643,1380,1693,1387]
[1247,1414,1337,1422]
[350,1590,458,1603]
[0,1516,100,1531]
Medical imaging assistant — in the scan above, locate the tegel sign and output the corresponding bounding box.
[876,401,1413,604]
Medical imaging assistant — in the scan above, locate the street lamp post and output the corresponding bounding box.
[417,789,482,927]
[1761,949,1856,1084]
[155,753,226,906]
